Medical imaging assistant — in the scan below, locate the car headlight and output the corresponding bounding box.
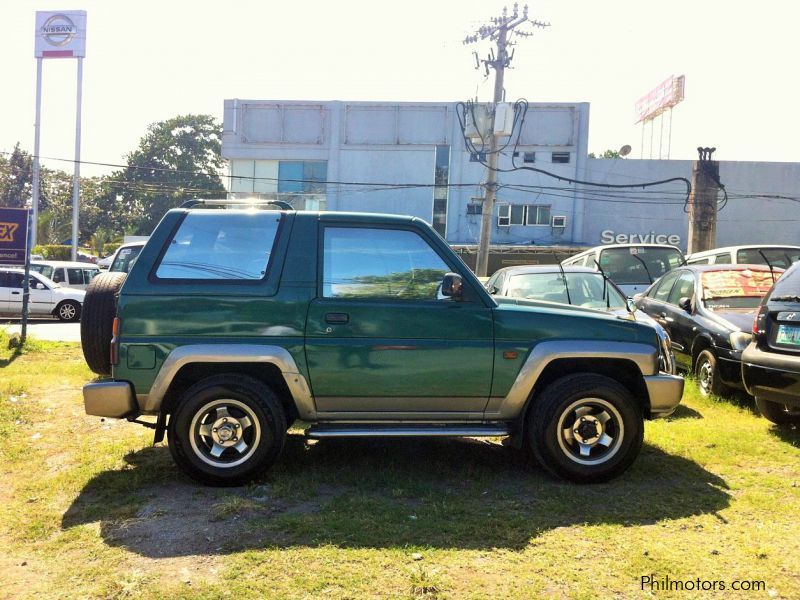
[729,331,753,351]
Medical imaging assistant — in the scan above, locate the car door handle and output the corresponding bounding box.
[11,291,20,295]
[324,312,350,324]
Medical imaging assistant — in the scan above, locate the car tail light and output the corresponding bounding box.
[110,317,120,366]
[752,305,768,342]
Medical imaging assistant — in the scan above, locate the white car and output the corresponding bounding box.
[685,245,800,269]
[29,261,101,290]
[0,267,85,321]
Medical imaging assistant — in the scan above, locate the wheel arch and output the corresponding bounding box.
[691,335,715,368]
[138,344,315,422]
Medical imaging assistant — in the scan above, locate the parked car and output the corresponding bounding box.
[106,241,146,273]
[80,203,682,485]
[0,267,85,321]
[686,245,800,268]
[742,261,800,424]
[484,265,674,372]
[28,261,100,290]
[562,244,686,297]
[635,264,780,397]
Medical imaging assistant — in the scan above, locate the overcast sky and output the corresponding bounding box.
[3,0,799,177]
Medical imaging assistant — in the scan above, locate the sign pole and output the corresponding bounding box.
[20,210,33,346]
[31,57,43,250]
[71,56,83,261]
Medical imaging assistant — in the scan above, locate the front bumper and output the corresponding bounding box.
[645,373,684,418]
[742,343,800,407]
[83,381,138,418]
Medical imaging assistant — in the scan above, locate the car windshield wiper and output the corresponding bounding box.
[771,294,800,302]
[630,254,653,284]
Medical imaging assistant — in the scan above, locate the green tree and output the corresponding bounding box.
[588,149,623,159]
[0,143,36,208]
[108,114,226,235]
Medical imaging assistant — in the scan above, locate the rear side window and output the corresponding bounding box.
[712,253,731,264]
[737,248,800,269]
[67,268,84,285]
[770,263,800,297]
[155,211,281,280]
[111,245,144,274]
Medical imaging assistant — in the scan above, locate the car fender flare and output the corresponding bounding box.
[487,340,659,420]
[136,344,315,419]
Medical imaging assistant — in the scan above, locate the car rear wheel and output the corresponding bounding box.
[80,272,127,375]
[527,374,643,483]
[168,375,287,486]
[756,397,800,425]
[55,300,81,322]
[695,350,730,397]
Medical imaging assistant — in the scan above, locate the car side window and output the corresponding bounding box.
[651,270,680,302]
[688,257,710,265]
[155,211,281,280]
[323,227,451,300]
[668,272,695,305]
[491,272,506,294]
[51,268,66,283]
[713,253,732,264]
[67,268,84,285]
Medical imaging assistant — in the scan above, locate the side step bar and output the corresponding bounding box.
[305,423,510,439]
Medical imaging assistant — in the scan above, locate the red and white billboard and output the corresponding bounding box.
[34,10,86,59]
[635,75,685,123]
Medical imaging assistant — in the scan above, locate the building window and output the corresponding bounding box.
[497,204,552,227]
[431,145,450,237]
[466,201,482,215]
[552,152,570,164]
[278,161,327,193]
[523,152,536,164]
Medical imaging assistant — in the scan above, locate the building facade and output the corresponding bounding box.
[222,99,799,251]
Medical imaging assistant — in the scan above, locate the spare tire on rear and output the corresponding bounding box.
[81,272,127,375]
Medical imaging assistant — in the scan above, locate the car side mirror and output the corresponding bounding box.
[486,284,498,295]
[441,273,464,301]
[678,296,692,312]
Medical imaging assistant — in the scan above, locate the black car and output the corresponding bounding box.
[742,262,800,424]
[635,265,779,396]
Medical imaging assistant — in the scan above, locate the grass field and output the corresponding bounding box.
[0,335,798,599]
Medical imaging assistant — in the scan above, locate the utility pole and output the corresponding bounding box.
[464,4,549,276]
[687,146,720,254]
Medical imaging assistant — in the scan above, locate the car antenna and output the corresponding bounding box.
[630,253,653,284]
[594,259,614,310]
[552,252,572,305]
[757,249,777,283]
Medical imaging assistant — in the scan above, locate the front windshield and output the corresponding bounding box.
[702,269,774,310]
[29,264,54,279]
[110,245,143,273]
[507,272,627,309]
[599,247,684,285]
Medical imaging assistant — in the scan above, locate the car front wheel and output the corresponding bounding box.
[168,374,287,485]
[695,350,730,397]
[527,374,643,483]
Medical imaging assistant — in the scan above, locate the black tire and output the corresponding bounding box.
[695,349,730,397]
[527,374,643,483]
[80,272,127,375]
[756,397,800,425]
[167,374,287,486]
[55,300,81,322]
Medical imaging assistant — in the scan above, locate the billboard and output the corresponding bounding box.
[635,75,685,123]
[35,10,87,58]
[0,208,30,265]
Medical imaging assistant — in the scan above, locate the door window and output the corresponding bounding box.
[51,269,66,284]
[650,270,680,302]
[323,228,451,300]
[668,272,695,305]
[713,253,732,264]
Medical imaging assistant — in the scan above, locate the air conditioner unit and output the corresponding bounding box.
[551,215,567,228]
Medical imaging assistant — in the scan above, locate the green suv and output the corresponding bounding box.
[81,202,683,484]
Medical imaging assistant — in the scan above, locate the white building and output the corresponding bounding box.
[222,99,800,251]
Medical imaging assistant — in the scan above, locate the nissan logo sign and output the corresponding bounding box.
[41,14,76,47]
